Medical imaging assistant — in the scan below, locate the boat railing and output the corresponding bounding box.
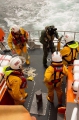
[27,30,79,49]
[5,30,79,49]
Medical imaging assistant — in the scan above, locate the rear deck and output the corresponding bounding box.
[0,47,79,120]
[0,29,79,120]
[23,48,66,120]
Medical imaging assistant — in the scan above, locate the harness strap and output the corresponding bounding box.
[11,31,26,45]
[49,64,65,87]
[62,48,78,64]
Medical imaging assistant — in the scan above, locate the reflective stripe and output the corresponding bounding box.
[68,42,78,48]
[3,66,13,76]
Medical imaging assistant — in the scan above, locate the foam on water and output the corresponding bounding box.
[0,0,79,39]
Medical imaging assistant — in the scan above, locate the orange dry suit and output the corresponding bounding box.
[7,28,29,64]
[60,41,79,65]
[44,62,68,104]
[3,66,28,104]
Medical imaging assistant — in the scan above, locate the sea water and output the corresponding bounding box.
[0,0,79,40]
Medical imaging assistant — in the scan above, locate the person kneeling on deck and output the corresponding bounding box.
[44,51,68,107]
[40,25,60,68]
[7,24,30,65]
[60,34,79,66]
[3,56,28,105]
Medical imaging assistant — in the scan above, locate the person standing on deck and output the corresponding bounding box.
[57,34,79,116]
[3,56,28,105]
[7,25,30,65]
[44,51,68,107]
[40,25,60,68]
[60,34,79,66]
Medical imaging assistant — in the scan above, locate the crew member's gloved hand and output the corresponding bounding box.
[43,77,48,83]
[47,44,49,48]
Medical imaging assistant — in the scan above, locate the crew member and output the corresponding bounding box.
[7,25,30,65]
[60,34,79,66]
[40,25,60,68]
[3,56,28,105]
[44,51,68,107]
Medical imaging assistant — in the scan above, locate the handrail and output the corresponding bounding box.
[4,30,79,49]
[27,30,79,41]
